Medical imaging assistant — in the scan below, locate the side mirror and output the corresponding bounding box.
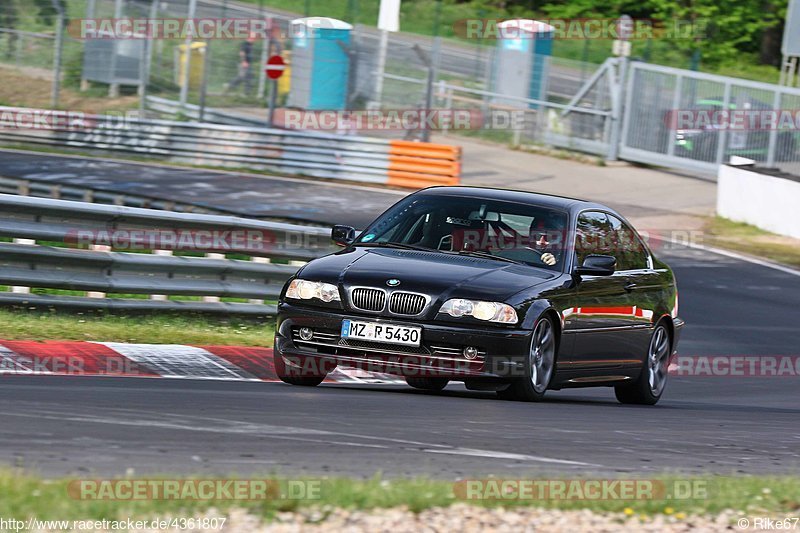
[574,254,616,276]
[331,225,356,246]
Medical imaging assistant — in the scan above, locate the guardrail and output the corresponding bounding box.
[0,194,338,315]
[146,96,267,127]
[0,172,222,214]
[0,105,461,188]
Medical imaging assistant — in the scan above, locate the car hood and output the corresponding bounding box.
[298,247,555,303]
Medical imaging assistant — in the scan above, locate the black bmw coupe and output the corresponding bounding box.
[274,187,683,405]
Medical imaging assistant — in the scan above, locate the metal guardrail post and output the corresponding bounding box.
[150,249,173,301]
[249,256,270,305]
[87,245,111,298]
[202,252,226,303]
[9,238,35,295]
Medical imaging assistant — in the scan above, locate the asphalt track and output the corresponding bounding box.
[0,150,403,228]
[1,245,798,478]
[0,150,797,478]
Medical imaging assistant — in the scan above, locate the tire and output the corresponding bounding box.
[279,375,326,386]
[406,377,448,391]
[274,352,327,387]
[496,315,557,402]
[615,321,671,405]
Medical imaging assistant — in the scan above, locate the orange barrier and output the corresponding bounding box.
[387,140,461,188]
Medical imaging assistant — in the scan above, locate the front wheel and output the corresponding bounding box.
[615,321,671,405]
[406,377,448,391]
[278,374,326,386]
[497,315,557,402]
[274,353,327,387]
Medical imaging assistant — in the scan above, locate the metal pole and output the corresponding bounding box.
[139,0,158,116]
[422,36,441,143]
[267,79,277,127]
[257,34,269,98]
[481,43,493,112]
[606,57,628,161]
[373,29,388,106]
[765,90,782,167]
[108,0,124,97]
[580,39,589,82]
[81,0,97,90]
[199,41,211,121]
[51,0,65,108]
[179,0,198,110]
[266,32,276,127]
[713,82,732,166]
[346,40,357,108]
[256,0,267,98]
[138,34,148,115]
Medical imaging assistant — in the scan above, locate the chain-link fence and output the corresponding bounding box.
[2,0,800,177]
[358,28,614,148]
[620,62,800,175]
[0,29,55,71]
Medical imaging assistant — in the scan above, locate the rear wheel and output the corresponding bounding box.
[497,315,556,402]
[406,377,448,391]
[615,321,671,405]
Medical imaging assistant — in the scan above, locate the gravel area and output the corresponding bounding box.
[131,506,745,532]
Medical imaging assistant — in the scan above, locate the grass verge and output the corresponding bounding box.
[703,216,800,269]
[0,471,798,523]
[0,309,274,346]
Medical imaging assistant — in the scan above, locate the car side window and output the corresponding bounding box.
[607,214,649,271]
[575,211,614,266]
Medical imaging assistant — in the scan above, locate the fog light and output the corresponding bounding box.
[463,346,479,360]
[299,327,313,341]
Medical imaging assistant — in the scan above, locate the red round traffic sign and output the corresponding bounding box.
[265,55,285,80]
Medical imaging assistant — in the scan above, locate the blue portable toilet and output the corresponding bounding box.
[492,19,554,108]
[288,17,352,110]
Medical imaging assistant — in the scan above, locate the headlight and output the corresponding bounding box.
[439,298,518,324]
[285,279,341,302]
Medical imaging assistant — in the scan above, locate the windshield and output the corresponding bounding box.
[356,193,569,271]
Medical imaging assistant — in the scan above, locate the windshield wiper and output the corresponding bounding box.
[454,250,522,264]
[354,242,441,253]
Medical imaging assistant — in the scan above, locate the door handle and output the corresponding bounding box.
[624,282,637,292]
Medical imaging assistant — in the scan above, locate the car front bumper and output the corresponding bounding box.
[274,302,532,380]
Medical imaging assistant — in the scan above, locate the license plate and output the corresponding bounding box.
[341,320,421,346]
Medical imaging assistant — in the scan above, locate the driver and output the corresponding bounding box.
[528,214,564,267]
